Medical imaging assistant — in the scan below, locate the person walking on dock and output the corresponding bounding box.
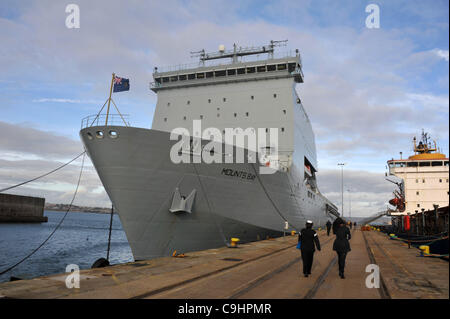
[333,220,351,279]
[326,220,332,236]
[298,220,321,277]
[349,221,352,230]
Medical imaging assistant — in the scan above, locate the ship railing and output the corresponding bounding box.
[81,114,130,129]
[154,50,300,74]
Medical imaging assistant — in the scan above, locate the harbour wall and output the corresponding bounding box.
[0,193,47,223]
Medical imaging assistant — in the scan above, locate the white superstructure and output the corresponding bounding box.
[387,131,449,216]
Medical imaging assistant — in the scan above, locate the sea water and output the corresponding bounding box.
[0,210,133,283]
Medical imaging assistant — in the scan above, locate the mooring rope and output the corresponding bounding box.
[0,152,86,276]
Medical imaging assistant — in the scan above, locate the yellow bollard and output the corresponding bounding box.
[230,238,240,248]
[318,227,322,231]
[291,230,296,236]
[419,245,430,255]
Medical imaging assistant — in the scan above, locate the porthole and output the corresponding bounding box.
[208,99,211,103]
[283,110,286,114]
[251,95,254,100]
[167,102,170,107]
[223,97,226,102]
[96,131,104,139]
[234,113,237,117]
[273,93,277,98]
[183,116,186,120]
[86,132,93,140]
[187,101,190,105]
[109,130,118,138]
[246,112,249,117]
[200,115,203,119]
[281,127,285,132]
[164,118,167,122]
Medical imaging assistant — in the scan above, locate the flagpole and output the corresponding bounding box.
[105,73,115,126]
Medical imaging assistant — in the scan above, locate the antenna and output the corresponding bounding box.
[268,40,288,59]
[190,49,206,65]
[192,40,291,63]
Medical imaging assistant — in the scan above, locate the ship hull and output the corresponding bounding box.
[80,126,332,260]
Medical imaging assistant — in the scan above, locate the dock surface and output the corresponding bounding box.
[0,229,448,299]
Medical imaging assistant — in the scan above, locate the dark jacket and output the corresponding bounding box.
[298,228,321,252]
[333,226,351,252]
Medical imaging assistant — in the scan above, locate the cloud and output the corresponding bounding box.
[0,121,83,159]
[432,49,449,62]
[32,98,103,104]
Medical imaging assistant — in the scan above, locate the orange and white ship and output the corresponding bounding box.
[387,130,449,216]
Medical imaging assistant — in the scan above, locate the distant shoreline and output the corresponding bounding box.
[45,204,112,214]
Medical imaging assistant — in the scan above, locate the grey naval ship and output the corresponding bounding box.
[80,41,339,260]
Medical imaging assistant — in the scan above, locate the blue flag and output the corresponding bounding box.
[113,76,130,93]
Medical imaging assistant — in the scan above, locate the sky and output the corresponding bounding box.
[0,0,448,217]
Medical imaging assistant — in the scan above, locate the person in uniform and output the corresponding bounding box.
[298,220,321,277]
[333,220,351,279]
[326,220,332,236]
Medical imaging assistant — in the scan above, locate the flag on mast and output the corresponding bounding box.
[113,76,130,92]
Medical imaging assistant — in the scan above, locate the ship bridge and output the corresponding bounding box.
[150,41,303,92]
[387,131,449,215]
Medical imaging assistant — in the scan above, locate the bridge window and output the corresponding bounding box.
[445,161,449,166]
[277,64,286,70]
[215,70,226,77]
[170,76,178,82]
[162,77,170,83]
[288,63,296,72]
[419,161,430,167]
[407,162,418,167]
[196,73,205,79]
[395,162,406,167]
[188,73,195,80]
[206,71,213,78]
[432,161,443,166]
[155,78,161,84]
[237,68,245,75]
[246,67,256,74]
[227,69,236,75]
[257,65,266,72]
[179,74,187,81]
[267,64,276,71]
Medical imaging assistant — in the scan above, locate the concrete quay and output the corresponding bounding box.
[0,229,447,299]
